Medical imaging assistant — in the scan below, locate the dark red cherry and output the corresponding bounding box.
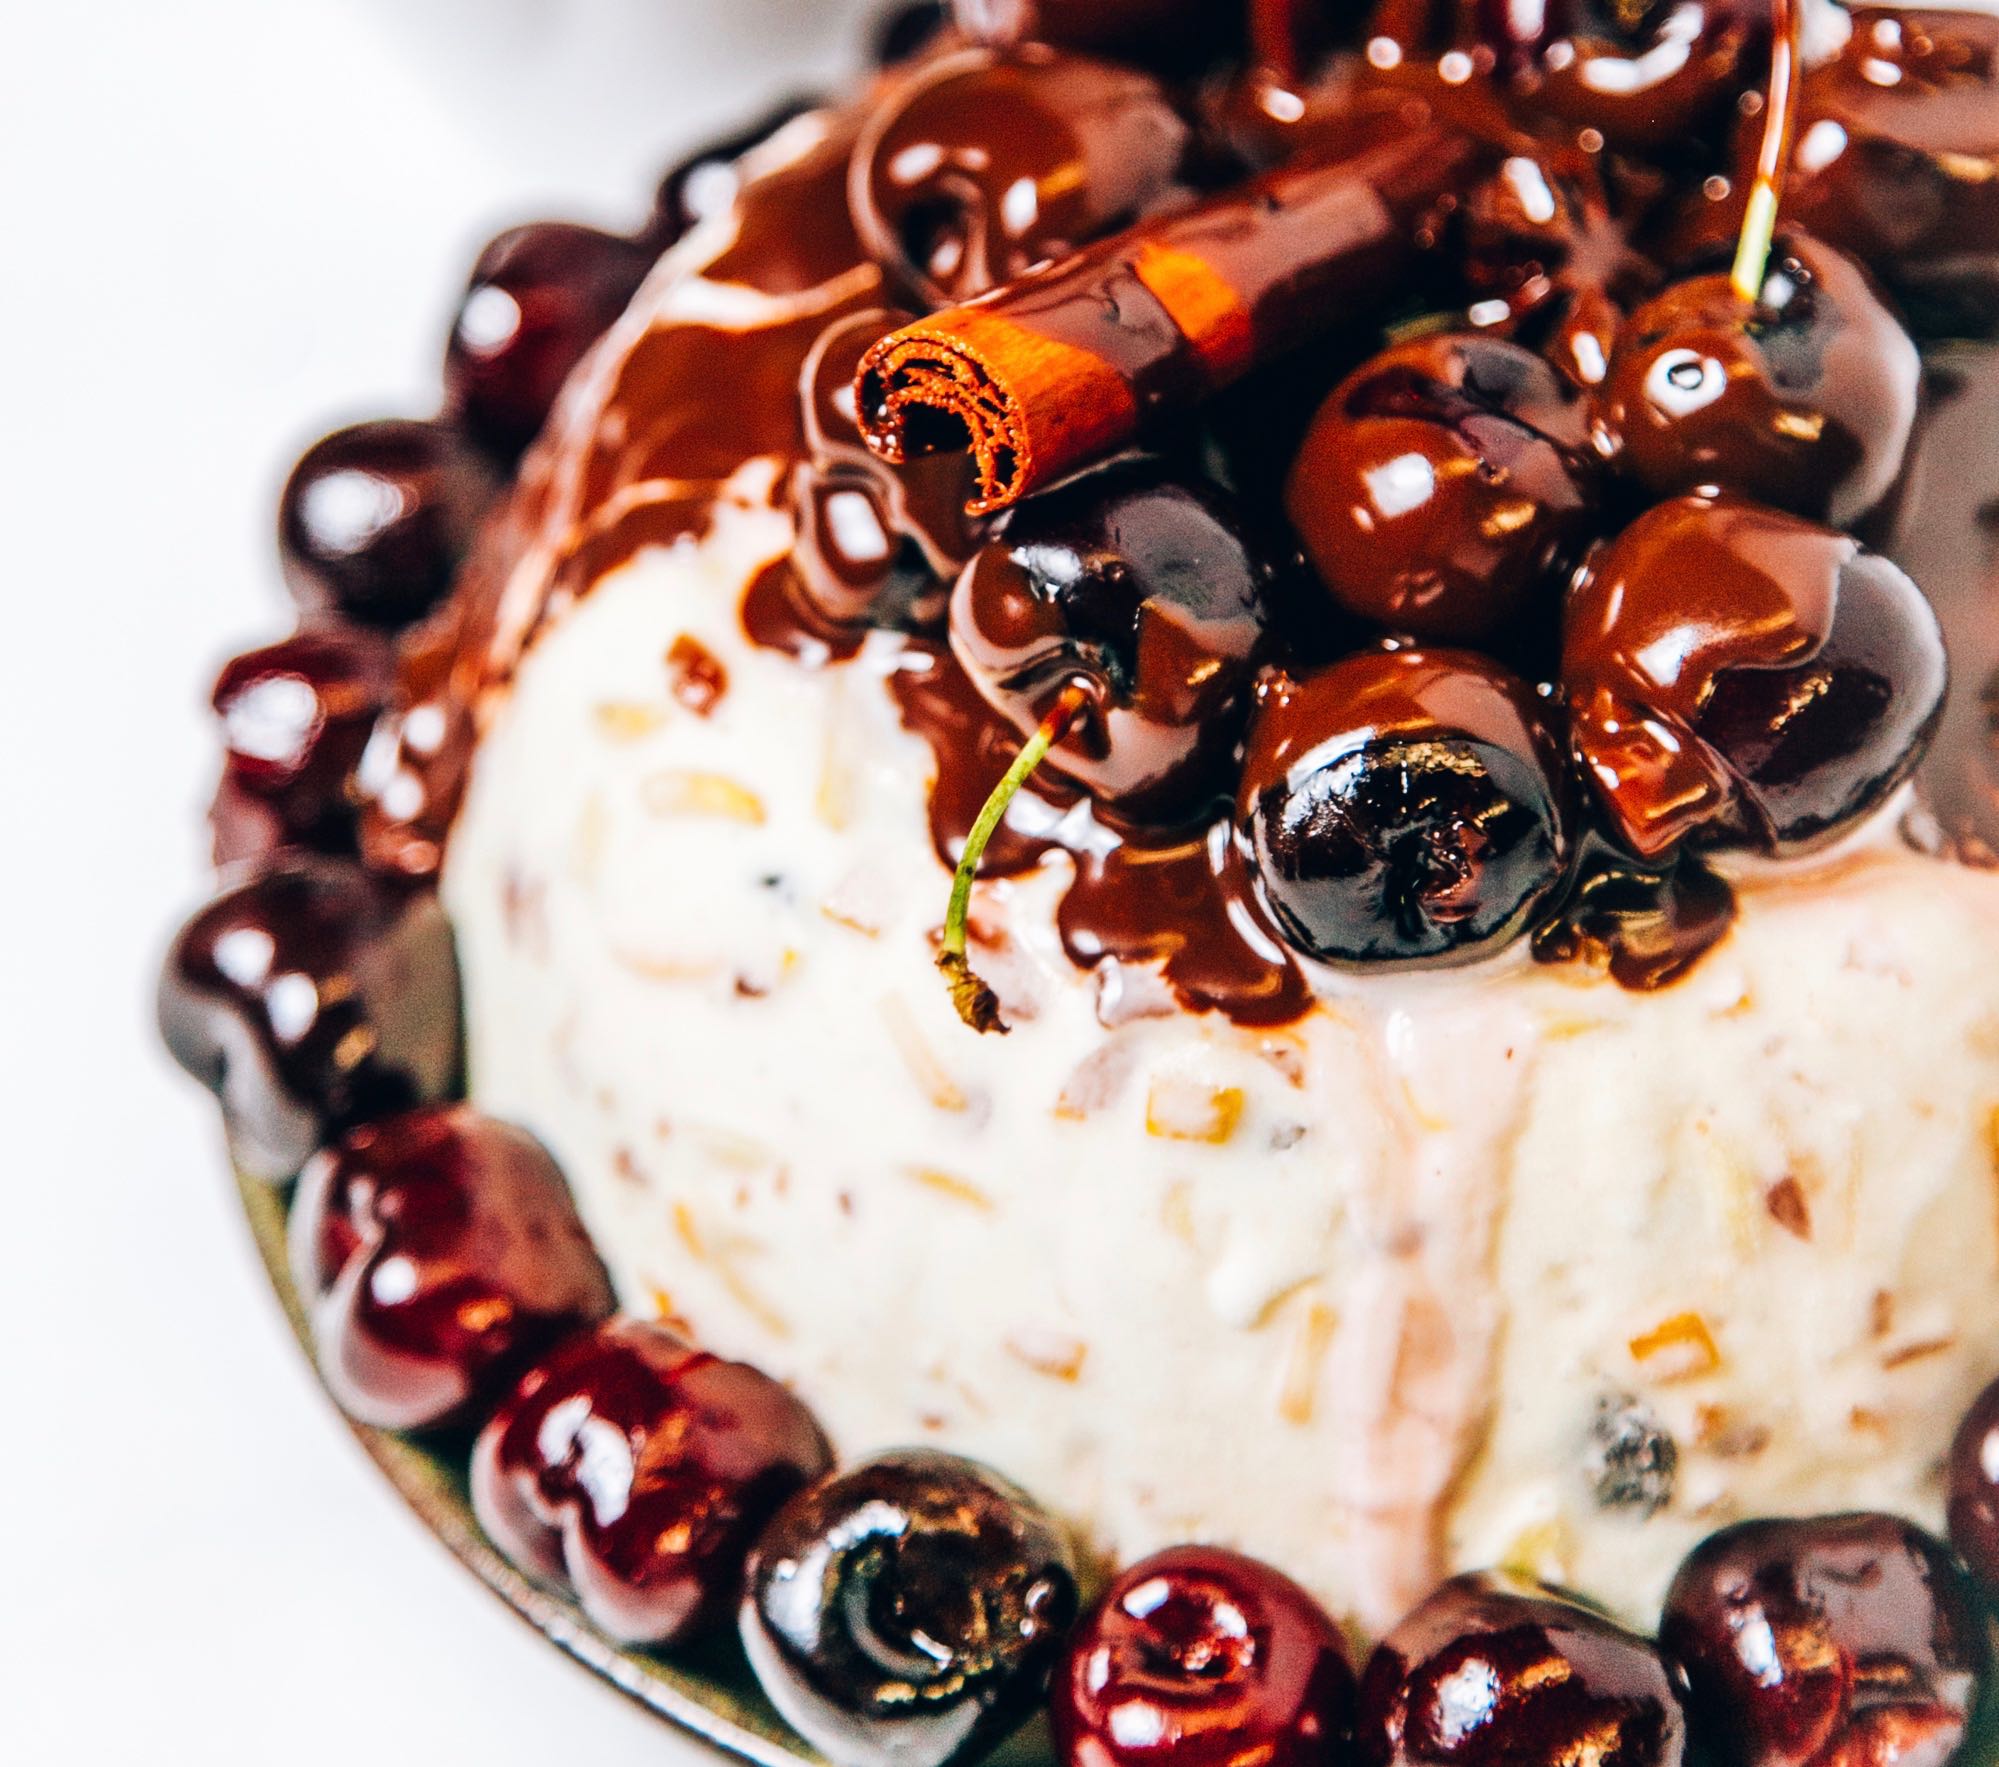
[157,858,461,1183]
[1563,494,1947,861]
[1519,0,1771,152]
[1236,648,1575,967]
[1711,8,1999,339]
[646,97,821,251]
[1661,1514,1987,1767]
[950,455,1272,819]
[1031,0,1248,70]
[278,419,498,631]
[873,1,948,65]
[849,43,1191,308]
[1053,1546,1356,1767]
[290,1105,614,1433]
[1359,1570,1688,1767]
[1285,334,1595,644]
[443,222,653,460]
[779,309,980,638]
[742,1449,1079,1767]
[210,630,389,850]
[1595,235,1920,530]
[472,1318,830,1646]
[1947,1376,1999,1599]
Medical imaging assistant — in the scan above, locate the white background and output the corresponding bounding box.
[0,2,872,1759]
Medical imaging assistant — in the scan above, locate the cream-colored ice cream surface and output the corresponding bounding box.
[444,494,1999,1639]
[431,58,1999,1644]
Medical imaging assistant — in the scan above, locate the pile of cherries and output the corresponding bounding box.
[154,1,1999,1764]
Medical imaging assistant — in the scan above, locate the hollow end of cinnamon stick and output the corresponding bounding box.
[859,332,1030,516]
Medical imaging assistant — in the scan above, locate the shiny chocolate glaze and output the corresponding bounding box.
[1595,235,1921,531]
[849,45,1193,308]
[1530,845,1737,991]
[362,17,1999,1025]
[1564,495,1947,861]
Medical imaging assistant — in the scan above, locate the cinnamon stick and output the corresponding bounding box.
[857,126,1483,516]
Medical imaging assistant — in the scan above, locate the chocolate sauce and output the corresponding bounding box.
[1530,854,1737,992]
[887,640,1308,1022]
[741,558,868,666]
[371,17,1999,1027]
[887,641,1069,876]
[1059,826,1311,1025]
[848,45,1192,308]
[1895,344,1999,863]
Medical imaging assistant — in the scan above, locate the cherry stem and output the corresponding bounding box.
[950,0,1033,46]
[938,681,1090,1034]
[1729,0,1802,304]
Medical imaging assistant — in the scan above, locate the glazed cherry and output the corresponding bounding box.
[1947,1376,1999,1599]
[1595,236,1920,530]
[210,630,389,851]
[157,858,461,1183]
[472,1318,830,1646]
[1236,649,1575,967]
[783,309,979,636]
[1563,494,1947,861]
[1762,8,1999,337]
[443,222,654,460]
[278,418,498,630]
[1285,334,1595,644]
[741,1448,1079,1767]
[1513,0,1770,152]
[950,455,1272,818]
[872,1,947,64]
[849,43,1191,308]
[1661,1514,1987,1767]
[1359,1571,1688,1767]
[290,1105,614,1433]
[646,97,820,252]
[1053,1546,1356,1767]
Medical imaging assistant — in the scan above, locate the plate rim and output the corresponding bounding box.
[233,1167,818,1766]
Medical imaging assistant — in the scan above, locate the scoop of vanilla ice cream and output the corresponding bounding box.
[444,492,1999,1637]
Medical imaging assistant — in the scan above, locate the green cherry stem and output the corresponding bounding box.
[1729,0,1802,303]
[938,679,1091,1035]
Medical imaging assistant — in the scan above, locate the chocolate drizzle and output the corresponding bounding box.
[371,20,1999,1027]
[1059,827,1310,1025]
[887,641,1307,1023]
[1530,854,1737,992]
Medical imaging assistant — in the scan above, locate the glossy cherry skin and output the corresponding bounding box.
[472,1318,831,1647]
[849,43,1190,308]
[289,1105,614,1433]
[1358,1571,1688,1767]
[1053,1546,1356,1767]
[157,858,462,1183]
[647,97,820,252]
[1661,1514,1988,1767]
[1671,9,1999,338]
[1515,0,1770,152]
[1236,649,1575,968]
[210,629,389,849]
[1595,236,1920,530]
[951,456,1272,820]
[742,1449,1080,1767]
[1947,1376,1999,1600]
[1285,334,1595,644]
[279,418,499,630]
[1563,494,1948,861]
[873,1,947,65]
[443,222,654,460]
